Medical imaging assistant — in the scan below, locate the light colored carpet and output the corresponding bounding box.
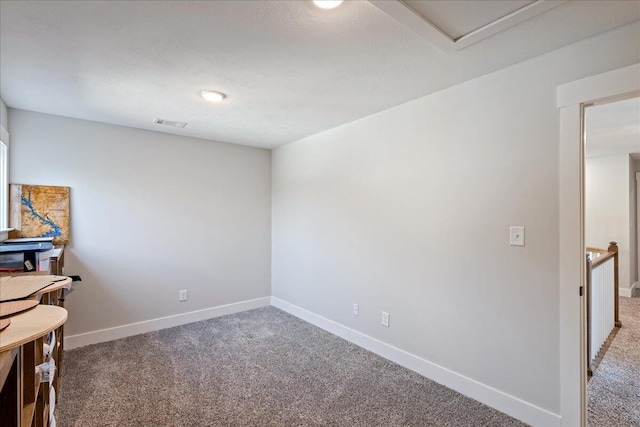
[56,307,526,426]
[587,292,640,427]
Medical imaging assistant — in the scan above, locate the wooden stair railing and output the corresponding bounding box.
[585,241,621,377]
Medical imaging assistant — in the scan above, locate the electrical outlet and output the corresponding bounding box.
[353,303,359,316]
[381,311,389,327]
[179,290,188,302]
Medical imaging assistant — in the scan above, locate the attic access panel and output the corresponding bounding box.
[406,0,534,39]
[369,0,566,51]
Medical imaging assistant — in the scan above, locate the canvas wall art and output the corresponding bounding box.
[9,184,70,245]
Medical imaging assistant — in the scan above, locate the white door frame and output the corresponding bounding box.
[558,63,640,427]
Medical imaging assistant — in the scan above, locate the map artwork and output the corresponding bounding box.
[9,184,70,245]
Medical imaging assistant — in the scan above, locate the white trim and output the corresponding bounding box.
[64,297,271,350]
[619,282,637,298]
[453,1,566,51]
[368,0,565,52]
[557,63,640,108]
[0,142,7,230]
[0,228,12,243]
[559,102,587,427]
[271,297,561,427]
[0,125,8,146]
[558,63,640,427]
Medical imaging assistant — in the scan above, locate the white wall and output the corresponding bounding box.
[9,110,271,338]
[272,22,639,423]
[585,154,632,291]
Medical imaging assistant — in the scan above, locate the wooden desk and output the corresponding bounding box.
[0,243,71,426]
[0,276,71,302]
[0,306,68,352]
[0,248,73,427]
[0,274,74,414]
[0,305,67,427]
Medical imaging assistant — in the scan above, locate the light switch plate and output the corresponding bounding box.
[510,226,525,246]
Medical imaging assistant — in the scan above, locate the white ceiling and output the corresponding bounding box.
[585,97,640,158]
[1,1,639,149]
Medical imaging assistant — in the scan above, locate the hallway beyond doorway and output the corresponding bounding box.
[587,291,640,426]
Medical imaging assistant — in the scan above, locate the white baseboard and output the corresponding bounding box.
[619,282,637,298]
[64,297,271,350]
[271,297,561,427]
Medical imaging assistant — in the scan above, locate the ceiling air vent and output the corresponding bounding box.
[154,118,188,128]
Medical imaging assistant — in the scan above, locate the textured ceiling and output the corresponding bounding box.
[1,1,639,149]
[586,97,640,158]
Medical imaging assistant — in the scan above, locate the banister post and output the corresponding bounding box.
[608,242,621,327]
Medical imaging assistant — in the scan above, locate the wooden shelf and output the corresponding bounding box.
[1,306,66,427]
[0,275,72,302]
[0,306,67,353]
[1,250,69,427]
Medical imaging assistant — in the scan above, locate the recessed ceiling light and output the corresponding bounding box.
[313,1,343,9]
[201,91,226,103]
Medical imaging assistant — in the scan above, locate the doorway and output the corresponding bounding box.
[584,96,640,426]
[558,63,640,427]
